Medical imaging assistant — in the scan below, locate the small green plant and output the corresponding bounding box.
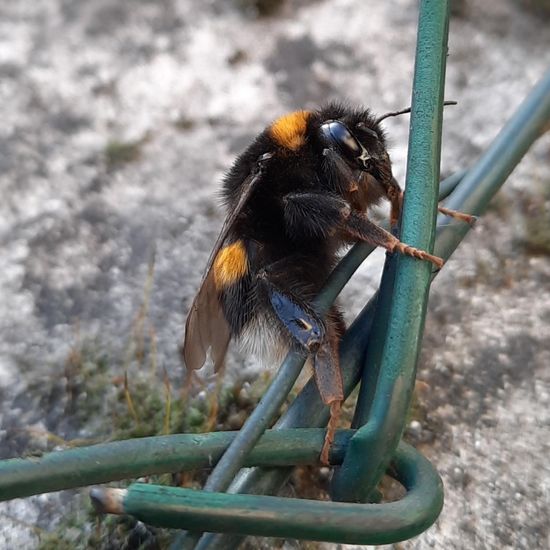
[38,501,172,550]
[105,139,144,169]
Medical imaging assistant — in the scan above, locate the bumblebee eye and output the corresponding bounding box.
[320,121,362,157]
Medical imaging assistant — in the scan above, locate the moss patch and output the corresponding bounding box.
[38,502,172,550]
[105,139,144,169]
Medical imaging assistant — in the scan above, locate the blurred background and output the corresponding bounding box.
[0,0,549,548]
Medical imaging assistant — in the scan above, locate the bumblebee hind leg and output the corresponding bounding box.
[258,266,345,465]
[257,268,325,352]
[314,308,345,465]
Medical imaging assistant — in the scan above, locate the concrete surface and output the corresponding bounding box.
[0,0,549,548]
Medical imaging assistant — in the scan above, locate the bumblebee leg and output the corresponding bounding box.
[258,267,347,464]
[386,178,403,229]
[283,192,350,239]
[283,190,444,268]
[314,310,345,465]
[257,269,325,352]
[388,180,475,226]
[341,210,444,269]
[385,173,475,228]
[438,205,477,225]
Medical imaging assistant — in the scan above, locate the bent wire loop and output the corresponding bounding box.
[1,0,549,547]
[89,438,443,546]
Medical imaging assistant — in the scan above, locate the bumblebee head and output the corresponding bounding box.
[320,119,381,171]
[313,105,395,204]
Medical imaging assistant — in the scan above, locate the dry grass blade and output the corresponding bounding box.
[132,248,156,366]
[123,371,140,426]
[149,325,158,377]
[162,367,172,435]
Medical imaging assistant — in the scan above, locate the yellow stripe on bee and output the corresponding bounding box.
[269,110,311,151]
[213,240,249,289]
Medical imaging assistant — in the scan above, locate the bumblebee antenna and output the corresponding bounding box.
[375,100,457,124]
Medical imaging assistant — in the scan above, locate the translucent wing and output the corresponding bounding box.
[182,160,269,372]
[183,270,231,372]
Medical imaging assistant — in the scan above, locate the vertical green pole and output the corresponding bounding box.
[332,0,450,502]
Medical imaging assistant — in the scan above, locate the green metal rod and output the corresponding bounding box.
[331,66,550,502]
[0,430,355,502]
[92,442,443,546]
[351,0,450,436]
[438,168,467,200]
[332,0,450,503]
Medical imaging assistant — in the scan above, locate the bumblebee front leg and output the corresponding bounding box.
[437,205,477,224]
[283,191,444,268]
[385,177,403,229]
[387,178,476,226]
[341,210,445,269]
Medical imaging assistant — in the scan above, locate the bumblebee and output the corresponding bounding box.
[182,103,464,464]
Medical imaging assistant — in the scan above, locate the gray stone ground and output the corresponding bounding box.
[1,0,549,548]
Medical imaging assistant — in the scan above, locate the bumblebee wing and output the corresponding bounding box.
[183,164,266,372]
[202,164,266,274]
[183,270,230,372]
